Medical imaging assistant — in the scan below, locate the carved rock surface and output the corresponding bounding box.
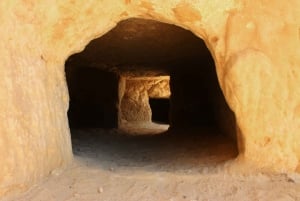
[120,77,170,122]
[0,0,300,197]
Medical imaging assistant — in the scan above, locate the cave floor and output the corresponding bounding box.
[12,125,300,201]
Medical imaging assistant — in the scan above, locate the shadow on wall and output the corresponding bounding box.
[149,98,170,124]
[65,65,119,128]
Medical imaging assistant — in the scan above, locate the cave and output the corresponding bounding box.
[2,1,300,199]
[65,18,238,169]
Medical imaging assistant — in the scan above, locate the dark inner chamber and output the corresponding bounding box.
[65,18,236,139]
[149,98,170,124]
[65,18,238,169]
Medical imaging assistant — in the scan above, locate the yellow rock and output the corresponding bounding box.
[0,0,300,198]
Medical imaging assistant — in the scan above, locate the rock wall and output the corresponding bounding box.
[120,77,170,123]
[1,0,300,198]
[214,86,237,140]
[120,79,152,122]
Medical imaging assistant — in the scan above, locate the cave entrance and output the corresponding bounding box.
[65,18,238,171]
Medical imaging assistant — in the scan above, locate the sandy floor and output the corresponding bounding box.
[6,124,300,201]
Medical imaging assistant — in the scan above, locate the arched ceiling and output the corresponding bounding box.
[66,18,214,76]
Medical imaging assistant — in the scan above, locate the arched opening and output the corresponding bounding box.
[65,18,238,170]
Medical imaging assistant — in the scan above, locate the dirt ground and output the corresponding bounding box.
[5,124,300,201]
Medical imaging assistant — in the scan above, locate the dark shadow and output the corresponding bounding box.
[65,66,119,129]
[71,128,238,172]
[149,98,170,124]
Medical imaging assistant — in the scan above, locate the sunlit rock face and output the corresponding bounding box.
[120,77,170,123]
[1,0,300,198]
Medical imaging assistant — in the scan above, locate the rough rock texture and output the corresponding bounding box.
[120,77,170,123]
[147,78,170,98]
[1,0,300,198]
[67,18,209,77]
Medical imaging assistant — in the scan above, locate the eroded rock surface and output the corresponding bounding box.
[120,77,170,123]
[1,0,300,198]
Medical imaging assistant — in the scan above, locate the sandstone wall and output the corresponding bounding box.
[120,77,170,123]
[120,79,152,122]
[213,87,237,140]
[1,0,300,197]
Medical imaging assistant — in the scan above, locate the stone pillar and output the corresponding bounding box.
[120,77,170,124]
[120,79,152,122]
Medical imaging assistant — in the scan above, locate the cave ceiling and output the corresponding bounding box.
[67,18,213,76]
